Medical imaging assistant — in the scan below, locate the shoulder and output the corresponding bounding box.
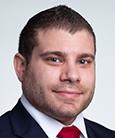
[0,111,11,129]
[0,111,15,137]
[84,118,115,137]
[0,101,48,138]
[0,100,25,138]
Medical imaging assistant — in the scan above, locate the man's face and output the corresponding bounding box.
[17,29,95,125]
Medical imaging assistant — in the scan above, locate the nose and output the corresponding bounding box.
[60,62,80,83]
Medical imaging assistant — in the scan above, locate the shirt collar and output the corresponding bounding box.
[21,95,88,138]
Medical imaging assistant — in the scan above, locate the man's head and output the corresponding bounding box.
[14,5,96,125]
[18,5,96,63]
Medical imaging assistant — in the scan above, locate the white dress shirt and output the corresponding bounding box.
[21,95,88,138]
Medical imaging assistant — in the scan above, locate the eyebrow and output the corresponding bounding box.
[77,53,95,60]
[40,51,95,60]
[39,51,66,57]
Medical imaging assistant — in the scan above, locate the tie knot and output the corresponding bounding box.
[57,126,80,138]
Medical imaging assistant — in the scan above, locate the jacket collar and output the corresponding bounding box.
[84,118,99,138]
[9,100,102,138]
[9,100,48,138]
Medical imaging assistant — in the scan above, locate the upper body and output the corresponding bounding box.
[0,97,115,138]
[1,5,115,137]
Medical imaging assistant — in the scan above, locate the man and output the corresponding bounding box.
[0,5,115,138]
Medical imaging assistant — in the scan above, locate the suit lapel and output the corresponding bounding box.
[84,118,98,138]
[9,100,48,138]
[9,100,106,138]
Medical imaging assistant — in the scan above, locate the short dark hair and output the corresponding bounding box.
[19,5,96,63]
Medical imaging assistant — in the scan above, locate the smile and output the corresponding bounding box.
[53,90,83,98]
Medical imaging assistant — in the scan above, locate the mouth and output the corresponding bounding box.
[53,90,83,98]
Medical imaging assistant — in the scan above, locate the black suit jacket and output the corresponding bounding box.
[0,100,115,138]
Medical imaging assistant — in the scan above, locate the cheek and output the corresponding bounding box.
[81,69,95,87]
[37,66,60,80]
[34,66,61,88]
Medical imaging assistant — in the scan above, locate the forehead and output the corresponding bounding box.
[35,29,95,55]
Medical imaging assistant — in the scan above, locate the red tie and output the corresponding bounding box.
[57,126,80,138]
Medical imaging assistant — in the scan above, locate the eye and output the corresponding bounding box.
[79,58,91,65]
[45,56,64,65]
[48,57,62,63]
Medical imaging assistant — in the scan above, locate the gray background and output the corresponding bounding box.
[0,0,115,130]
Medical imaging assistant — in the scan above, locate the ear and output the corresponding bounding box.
[13,53,27,82]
